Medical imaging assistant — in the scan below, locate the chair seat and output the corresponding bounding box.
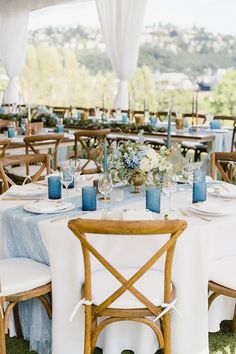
[6,165,47,178]
[0,258,51,296]
[91,267,171,309]
[209,256,236,290]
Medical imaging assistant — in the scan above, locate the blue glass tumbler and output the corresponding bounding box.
[192,170,206,203]
[210,120,221,129]
[56,124,64,133]
[82,186,97,211]
[149,116,157,128]
[8,128,16,138]
[122,114,128,123]
[146,188,161,213]
[48,176,61,200]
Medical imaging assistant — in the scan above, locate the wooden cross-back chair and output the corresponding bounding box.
[210,152,236,184]
[0,258,52,354]
[231,126,236,152]
[0,139,10,158]
[0,154,50,193]
[157,111,177,122]
[213,115,236,128]
[74,129,110,174]
[68,218,187,354]
[183,113,207,125]
[24,133,64,173]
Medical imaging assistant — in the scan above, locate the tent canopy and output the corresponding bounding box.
[0,0,91,12]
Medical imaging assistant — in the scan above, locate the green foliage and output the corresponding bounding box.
[209,70,236,115]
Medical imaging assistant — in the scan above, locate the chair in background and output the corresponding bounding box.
[209,256,236,332]
[157,111,177,122]
[74,129,110,174]
[0,139,10,158]
[213,115,236,128]
[68,218,187,354]
[231,126,236,152]
[0,258,52,354]
[6,134,63,181]
[0,154,51,193]
[210,152,236,183]
[52,106,68,118]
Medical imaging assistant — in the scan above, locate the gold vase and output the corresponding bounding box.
[129,172,145,193]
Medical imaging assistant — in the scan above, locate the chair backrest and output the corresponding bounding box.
[52,106,68,118]
[214,116,236,127]
[74,129,111,174]
[0,139,10,158]
[231,127,236,152]
[210,152,236,183]
[0,153,51,193]
[183,113,206,125]
[24,133,64,172]
[157,111,177,122]
[68,218,187,316]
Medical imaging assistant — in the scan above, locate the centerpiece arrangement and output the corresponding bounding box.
[108,132,173,193]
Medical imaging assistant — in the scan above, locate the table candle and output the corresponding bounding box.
[28,105,31,122]
[196,91,199,116]
[103,139,108,174]
[166,108,172,149]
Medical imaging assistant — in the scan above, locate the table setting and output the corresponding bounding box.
[0,132,236,354]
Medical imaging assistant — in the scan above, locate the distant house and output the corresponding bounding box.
[154,72,193,90]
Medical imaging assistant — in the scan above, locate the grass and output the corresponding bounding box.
[6,321,236,354]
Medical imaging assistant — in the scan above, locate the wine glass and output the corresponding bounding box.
[60,167,73,199]
[69,159,82,191]
[98,174,113,202]
[206,112,214,125]
[163,175,177,212]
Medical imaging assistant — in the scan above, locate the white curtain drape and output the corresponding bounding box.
[96,0,147,109]
[0,6,29,104]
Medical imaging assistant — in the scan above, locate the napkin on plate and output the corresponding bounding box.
[190,201,232,215]
[6,184,47,197]
[25,200,73,214]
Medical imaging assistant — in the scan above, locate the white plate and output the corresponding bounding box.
[208,186,236,199]
[24,201,75,214]
[189,202,234,216]
[206,129,229,133]
[7,185,47,197]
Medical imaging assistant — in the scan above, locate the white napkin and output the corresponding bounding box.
[6,184,47,197]
[190,201,231,215]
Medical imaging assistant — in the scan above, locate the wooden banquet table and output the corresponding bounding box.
[0,182,236,354]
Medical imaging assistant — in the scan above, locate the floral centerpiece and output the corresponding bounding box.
[108,132,173,192]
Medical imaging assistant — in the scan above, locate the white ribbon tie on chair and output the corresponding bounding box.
[69,298,93,322]
[153,299,179,323]
[23,175,32,185]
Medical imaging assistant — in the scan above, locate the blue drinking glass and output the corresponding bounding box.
[122,114,128,123]
[184,117,189,128]
[210,120,221,129]
[48,176,62,200]
[149,116,157,128]
[56,124,64,133]
[7,128,16,138]
[146,188,161,213]
[82,186,97,211]
[192,181,206,203]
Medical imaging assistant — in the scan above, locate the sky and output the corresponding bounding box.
[29,0,236,35]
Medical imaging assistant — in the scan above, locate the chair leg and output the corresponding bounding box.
[163,312,171,354]
[231,302,236,332]
[84,305,92,354]
[0,299,6,354]
[13,303,23,338]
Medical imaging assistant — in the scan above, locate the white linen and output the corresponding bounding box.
[0,258,51,296]
[1,188,236,353]
[209,256,236,290]
[0,5,29,103]
[6,184,47,197]
[96,0,147,109]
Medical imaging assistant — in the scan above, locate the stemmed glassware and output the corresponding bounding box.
[206,112,214,125]
[163,174,177,212]
[69,159,82,191]
[98,174,113,202]
[60,166,73,199]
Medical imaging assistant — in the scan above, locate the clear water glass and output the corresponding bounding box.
[98,174,113,202]
[69,159,82,191]
[60,167,73,199]
[163,175,177,212]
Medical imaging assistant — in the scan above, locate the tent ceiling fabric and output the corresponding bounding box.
[0,0,92,12]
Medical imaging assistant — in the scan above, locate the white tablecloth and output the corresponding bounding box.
[1,187,236,354]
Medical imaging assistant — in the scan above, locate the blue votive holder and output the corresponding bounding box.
[7,128,16,138]
[82,186,97,211]
[56,124,64,133]
[150,116,157,127]
[192,181,206,203]
[122,114,128,123]
[210,120,221,129]
[146,188,161,213]
[48,176,61,200]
